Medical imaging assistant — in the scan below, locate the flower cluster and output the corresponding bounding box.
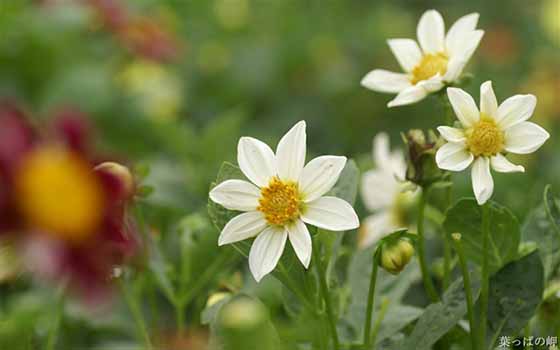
[0,103,139,301]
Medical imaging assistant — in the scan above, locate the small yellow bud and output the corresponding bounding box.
[380,239,415,275]
[95,162,135,199]
[451,232,462,241]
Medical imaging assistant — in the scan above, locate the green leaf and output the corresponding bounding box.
[544,185,560,235]
[374,304,423,345]
[485,251,544,347]
[443,198,520,273]
[399,272,481,350]
[328,159,360,205]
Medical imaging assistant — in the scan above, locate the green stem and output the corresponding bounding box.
[175,303,185,334]
[479,203,491,350]
[119,279,152,349]
[370,297,390,347]
[313,239,339,350]
[363,250,379,348]
[46,291,64,350]
[417,187,439,302]
[442,182,453,291]
[452,234,476,350]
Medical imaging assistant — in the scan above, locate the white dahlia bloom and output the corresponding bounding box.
[436,82,550,205]
[209,121,359,282]
[359,133,416,249]
[361,9,484,107]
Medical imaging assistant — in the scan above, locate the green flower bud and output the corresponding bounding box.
[402,129,446,187]
[379,238,415,275]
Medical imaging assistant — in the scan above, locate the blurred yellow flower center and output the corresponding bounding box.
[466,115,505,157]
[15,147,105,242]
[411,53,448,84]
[258,177,302,226]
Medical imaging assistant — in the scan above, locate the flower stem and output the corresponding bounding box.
[119,279,152,349]
[417,187,439,302]
[370,297,390,346]
[363,249,379,348]
[452,234,476,350]
[479,203,491,350]
[46,290,65,350]
[313,239,339,350]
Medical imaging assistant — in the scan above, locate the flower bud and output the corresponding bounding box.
[95,162,135,200]
[402,129,446,187]
[379,238,415,275]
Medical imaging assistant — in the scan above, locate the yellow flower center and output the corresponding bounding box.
[411,52,449,85]
[465,115,505,157]
[257,177,302,226]
[15,147,105,242]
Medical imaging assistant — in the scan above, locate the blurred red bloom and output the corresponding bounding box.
[0,102,139,302]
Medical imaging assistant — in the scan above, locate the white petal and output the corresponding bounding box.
[480,81,498,118]
[445,13,479,56]
[437,126,466,143]
[361,69,412,93]
[387,39,422,72]
[373,133,390,167]
[276,121,306,182]
[387,85,428,108]
[504,121,550,154]
[287,220,312,268]
[443,30,484,82]
[490,154,525,173]
[416,75,444,92]
[435,142,474,171]
[361,169,398,211]
[358,211,395,249]
[249,226,287,282]
[471,157,494,205]
[496,94,537,130]
[447,87,480,127]
[299,156,347,202]
[302,196,359,231]
[209,179,260,211]
[417,10,445,54]
[238,137,276,187]
[218,212,268,246]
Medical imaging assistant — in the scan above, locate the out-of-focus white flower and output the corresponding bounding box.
[359,133,416,249]
[361,10,484,107]
[209,121,359,282]
[435,81,550,205]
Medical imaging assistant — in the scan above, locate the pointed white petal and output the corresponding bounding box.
[248,226,287,282]
[361,168,399,212]
[373,133,390,167]
[238,137,276,187]
[471,157,494,205]
[443,30,484,82]
[437,126,466,143]
[361,69,411,93]
[416,75,445,92]
[287,220,312,268]
[480,81,498,118]
[442,56,467,83]
[496,94,537,130]
[504,121,550,154]
[276,121,306,182]
[490,154,525,173]
[218,212,268,246]
[302,196,359,231]
[417,10,445,54]
[387,39,422,72]
[358,211,395,249]
[299,156,347,202]
[209,179,261,211]
[387,85,428,107]
[435,142,474,171]
[446,13,479,55]
[447,87,480,127]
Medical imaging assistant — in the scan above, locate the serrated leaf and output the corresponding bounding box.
[399,271,481,350]
[485,251,544,347]
[443,198,520,273]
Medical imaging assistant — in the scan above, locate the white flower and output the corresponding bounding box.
[361,9,484,108]
[359,133,416,249]
[435,81,550,205]
[209,121,360,282]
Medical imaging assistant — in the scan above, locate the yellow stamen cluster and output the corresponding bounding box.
[466,115,505,157]
[15,147,105,242]
[411,52,449,85]
[257,177,302,226]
